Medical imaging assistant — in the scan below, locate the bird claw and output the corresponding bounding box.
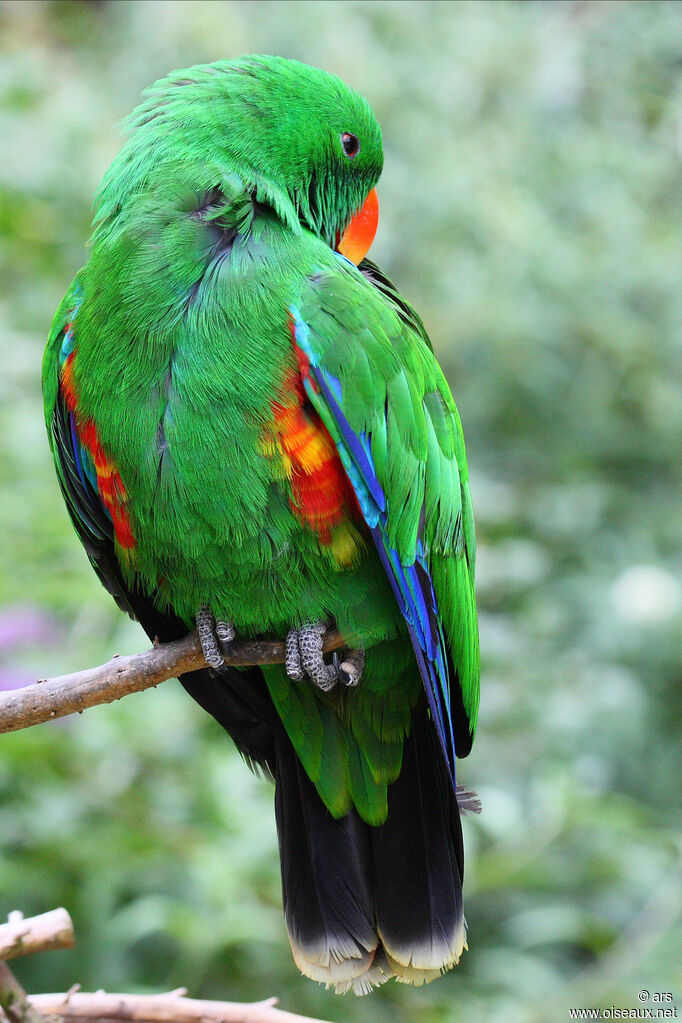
[196,604,235,672]
[332,648,365,687]
[455,784,482,815]
[215,619,235,646]
[286,622,364,691]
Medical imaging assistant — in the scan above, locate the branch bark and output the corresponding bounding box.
[0,962,49,1023]
[27,990,332,1023]
[0,628,344,736]
[0,909,74,962]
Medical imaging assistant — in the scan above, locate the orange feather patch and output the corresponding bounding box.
[60,349,135,551]
[267,364,364,567]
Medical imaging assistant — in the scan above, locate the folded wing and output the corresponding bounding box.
[288,258,479,784]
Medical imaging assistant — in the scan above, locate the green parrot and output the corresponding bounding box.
[42,56,480,993]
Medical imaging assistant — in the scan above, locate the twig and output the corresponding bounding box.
[0,910,331,1023]
[0,909,75,962]
[28,990,333,1023]
[0,628,344,735]
[0,962,48,1023]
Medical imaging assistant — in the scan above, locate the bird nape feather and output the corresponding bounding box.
[43,55,480,993]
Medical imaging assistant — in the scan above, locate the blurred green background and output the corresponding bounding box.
[1,1,680,1021]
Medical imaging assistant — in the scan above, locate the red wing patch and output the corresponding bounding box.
[264,330,364,568]
[60,348,135,552]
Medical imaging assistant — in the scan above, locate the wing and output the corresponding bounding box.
[42,277,276,769]
[289,257,479,785]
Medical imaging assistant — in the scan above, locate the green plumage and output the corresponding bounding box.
[43,56,480,992]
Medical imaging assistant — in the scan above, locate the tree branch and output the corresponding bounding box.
[27,990,332,1023]
[0,962,49,1023]
[0,909,332,1023]
[0,909,74,962]
[0,629,345,736]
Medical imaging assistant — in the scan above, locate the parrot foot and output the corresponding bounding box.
[196,604,235,672]
[285,622,364,692]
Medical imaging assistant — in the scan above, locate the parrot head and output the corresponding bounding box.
[95,56,382,264]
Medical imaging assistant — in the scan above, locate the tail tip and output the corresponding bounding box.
[290,920,468,994]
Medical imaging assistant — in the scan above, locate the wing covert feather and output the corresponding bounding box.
[289,258,479,780]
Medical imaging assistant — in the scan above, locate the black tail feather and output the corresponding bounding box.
[274,701,466,992]
[372,702,465,981]
[274,729,380,990]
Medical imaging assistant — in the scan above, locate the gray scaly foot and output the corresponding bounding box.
[196,604,235,672]
[285,622,365,692]
[285,622,336,691]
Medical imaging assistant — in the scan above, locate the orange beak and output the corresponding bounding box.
[336,188,379,265]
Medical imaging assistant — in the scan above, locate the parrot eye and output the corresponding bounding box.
[341,132,360,159]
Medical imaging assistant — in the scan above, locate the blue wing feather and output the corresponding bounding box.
[293,313,458,788]
[313,369,387,515]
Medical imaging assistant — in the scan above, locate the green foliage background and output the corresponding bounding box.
[0,2,680,1020]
